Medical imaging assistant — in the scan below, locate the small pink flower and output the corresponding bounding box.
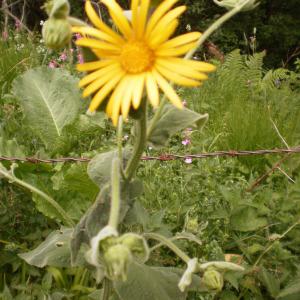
[77,53,84,64]
[2,31,8,41]
[15,20,22,31]
[70,48,74,53]
[48,61,57,69]
[59,52,68,61]
[184,158,193,164]
[75,33,82,40]
[182,100,187,107]
[182,139,191,146]
[123,135,129,141]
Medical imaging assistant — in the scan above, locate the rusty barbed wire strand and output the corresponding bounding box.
[0,147,299,164]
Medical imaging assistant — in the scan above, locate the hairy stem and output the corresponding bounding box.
[144,232,190,264]
[0,165,74,227]
[125,101,147,180]
[108,158,121,229]
[101,278,112,300]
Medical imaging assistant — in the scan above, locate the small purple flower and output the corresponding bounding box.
[77,53,84,64]
[59,52,68,61]
[184,158,193,164]
[182,138,191,146]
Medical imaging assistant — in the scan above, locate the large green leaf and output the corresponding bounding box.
[0,137,25,157]
[277,274,300,299]
[148,104,208,148]
[114,263,206,300]
[19,228,73,268]
[12,67,81,150]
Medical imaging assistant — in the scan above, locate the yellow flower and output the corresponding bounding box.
[73,0,216,125]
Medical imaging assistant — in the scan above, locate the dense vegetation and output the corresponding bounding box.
[1,0,300,299]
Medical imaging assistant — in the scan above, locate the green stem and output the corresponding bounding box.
[101,278,112,300]
[125,101,147,180]
[67,16,89,27]
[108,157,121,229]
[117,116,124,178]
[147,0,250,139]
[254,219,300,266]
[144,232,190,264]
[185,0,251,60]
[0,166,74,227]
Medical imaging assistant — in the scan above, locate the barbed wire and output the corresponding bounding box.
[0,147,299,164]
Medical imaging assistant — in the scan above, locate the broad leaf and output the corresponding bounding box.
[230,207,268,232]
[0,137,25,157]
[19,228,73,268]
[148,104,208,148]
[114,263,206,300]
[12,67,81,150]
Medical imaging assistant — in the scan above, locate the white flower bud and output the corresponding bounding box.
[213,0,260,12]
[178,258,199,292]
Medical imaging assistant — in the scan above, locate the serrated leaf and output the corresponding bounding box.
[148,104,208,148]
[114,263,205,300]
[19,228,73,268]
[259,268,280,298]
[0,137,25,157]
[12,67,81,151]
[230,207,268,232]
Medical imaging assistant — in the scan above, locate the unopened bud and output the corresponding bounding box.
[202,268,224,291]
[213,0,259,12]
[178,258,199,292]
[104,244,132,281]
[42,18,72,50]
[43,0,70,18]
[118,233,150,264]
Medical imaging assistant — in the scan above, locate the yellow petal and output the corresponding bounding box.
[83,69,125,97]
[79,63,120,87]
[131,0,139,31]
[85,0,124,44]
[137,0,150,38]
[159,32,201,49]
[121,77,135,119]
[152,69,183,108]
[146,72,159,107]
[146,0,179,38]
[148,19,178,49]
[89,73,124,112]
[76,38,121,52]
[132,74,145,109]
[156,59,208,80]
[101,0,132,39]
[155,42,197,56]
[76,59,113,72]
[148,6,186,40]
[72,26,123,46]
[169,58,217,73]
[155,65,201,86]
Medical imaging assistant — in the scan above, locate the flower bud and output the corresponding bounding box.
[103,244,132,281]
[213,0,259,12]
[118,233,150,263]
[202,268,224,291]
[43,0,70,18]
[185,217,199,233]
[42,18,72,50]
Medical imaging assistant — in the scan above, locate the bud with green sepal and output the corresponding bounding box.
[202,267,224,291]
[103,244,133,281]
[43,0,70,18]
[118,233,150,264]
[42,18,72,50]
[213,0,260,11]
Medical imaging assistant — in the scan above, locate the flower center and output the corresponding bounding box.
[120,41,154,74]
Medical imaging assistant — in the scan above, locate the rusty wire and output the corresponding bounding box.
[0,147,299,164]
